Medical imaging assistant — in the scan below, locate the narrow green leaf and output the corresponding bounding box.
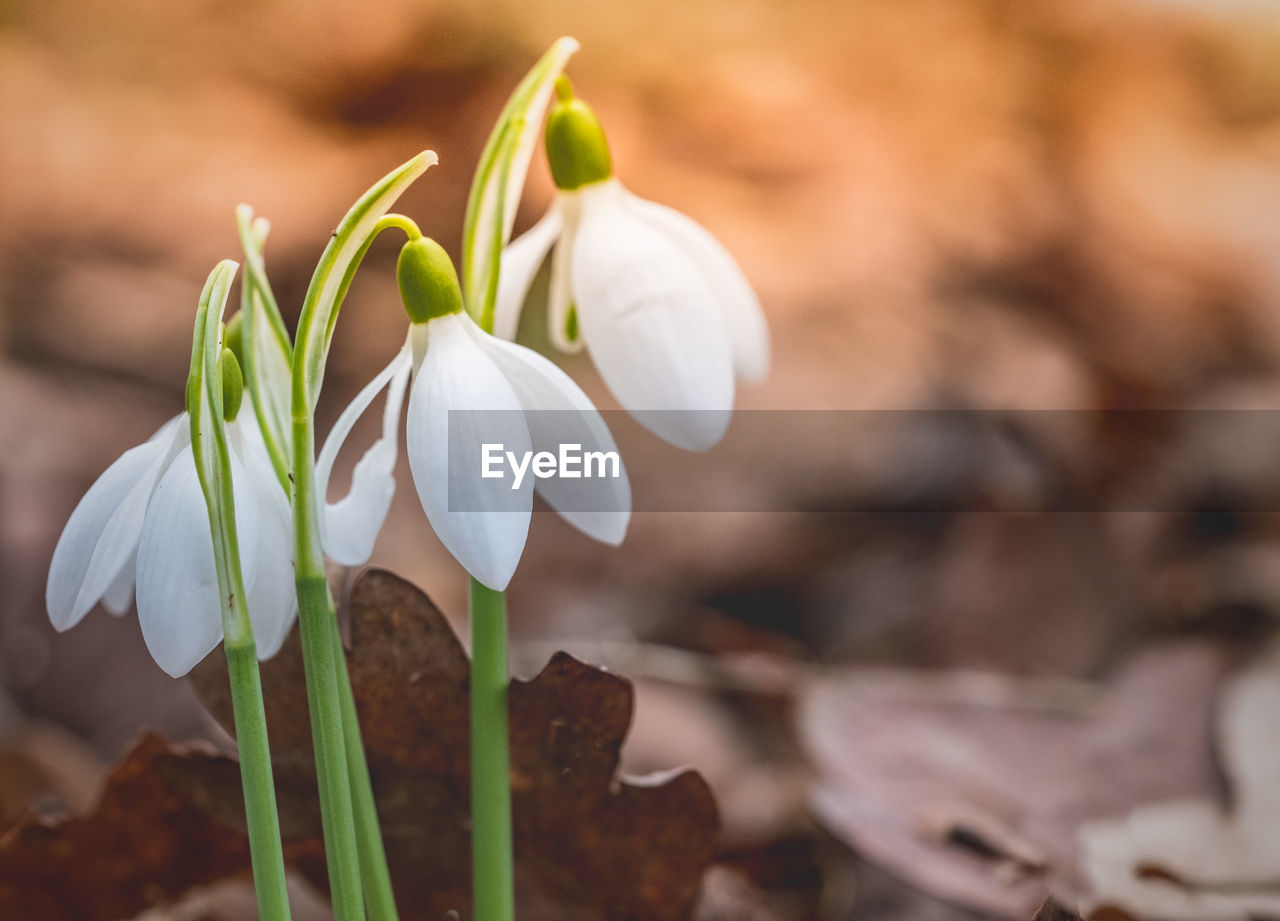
[462,36,579,326]
[187,259,253,643]
[235,205,294,492]
[293,151,437,413]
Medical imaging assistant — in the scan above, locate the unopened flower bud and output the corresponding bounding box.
[219,347,244,422]
[224,311,245,369]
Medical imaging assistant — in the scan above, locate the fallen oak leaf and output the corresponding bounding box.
[0,734,254,921]
[1030,897,1084,921]
[798,643,1230,919]
[190,567,720,921]
[1077,639,1280,921]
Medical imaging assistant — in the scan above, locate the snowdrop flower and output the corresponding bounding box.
[493,77,770,452]
[46,349,296,677]
[316,235,629,590]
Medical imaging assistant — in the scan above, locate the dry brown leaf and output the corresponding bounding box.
[1077,640,1280,921]
[0,568,716,921]
[189,567,719,921]
[799,643,1230,918]
[0,734,254,921]
[1030,898,1084,921]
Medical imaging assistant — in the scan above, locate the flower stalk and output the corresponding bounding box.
[225,641,292,921]
[188,261,292,921]
[459,37,581,921]
[291,574,363,921]
[469,578,514,921]
[288,152,435,921]
[337,643,400,921]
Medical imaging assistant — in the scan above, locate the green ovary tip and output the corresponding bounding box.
[398,237,464,324]
[545,76,613,191]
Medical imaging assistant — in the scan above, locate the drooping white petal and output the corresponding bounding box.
[406,313,533,590]
[571,180,735,451]
[232,426,297,660]
[624,191,770,382]
[100,550,136,616]
[468,323,630,546]
[135,447,224,678]
[493,205,563,342]
[547,204,583,353]
[316,344,414,566]
[46,416,185,630]
[236,398,272,466]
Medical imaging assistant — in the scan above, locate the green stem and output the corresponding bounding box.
[281,157,429,919]
[333,623,400,921]
[186,263,291,921]
[225,640,292,921]
[295,575,365,921]
[469,578,514,921]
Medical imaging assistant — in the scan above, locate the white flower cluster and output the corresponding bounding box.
[46,65,769,676]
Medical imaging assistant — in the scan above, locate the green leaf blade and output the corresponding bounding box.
[235,205,294,492]
[462,36,579,327]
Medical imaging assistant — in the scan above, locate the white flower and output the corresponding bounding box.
[316,237,630,591]
[492,79,769,452]
[46,408,296,677]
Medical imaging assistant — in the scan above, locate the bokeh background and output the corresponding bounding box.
[6,0,1280,918]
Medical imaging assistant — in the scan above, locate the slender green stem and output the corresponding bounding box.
[186,263,292,921]
[288,170,428,919]
[295,575,365,921]
[333,623,400,921]
[373,214,422,241]
[470,578,514,921]
[296,402,398,921]
[291,220,418,921]
[226,640,292,921]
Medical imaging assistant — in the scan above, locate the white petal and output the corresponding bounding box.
[317,345,413,566]
[46,416,185,630]
[100,552,136,616]
[624,192,770,381]
[547,211,583,353]
[572,180,735,451]
[232,428,297,660]
[135,448,224,678]
[468,323,630,546]
[406,313,532,590]
[237,398,271,465]
[493,205,562,342]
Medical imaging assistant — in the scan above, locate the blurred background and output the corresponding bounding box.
[6,0,1280,918]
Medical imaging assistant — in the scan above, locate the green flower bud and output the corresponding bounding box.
[397,237,464,324]
[224,311,245,370]
[545,76,613,191]
[185,369,199,419]
[218,347,244,422]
